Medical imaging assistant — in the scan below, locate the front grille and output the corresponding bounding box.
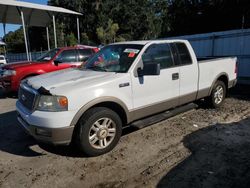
[18,85,37,111]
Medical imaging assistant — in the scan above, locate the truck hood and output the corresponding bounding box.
[27,68,116,92]
[2,61,46,69]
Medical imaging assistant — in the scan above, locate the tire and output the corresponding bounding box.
[75,107,122,156]
[206,81,226,108]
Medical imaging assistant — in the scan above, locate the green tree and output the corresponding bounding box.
[96,19,121,44]
[65,33,77,46]
[48,0,169,43]
[3,27,25,53]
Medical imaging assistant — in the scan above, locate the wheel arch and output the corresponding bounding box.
[70,97,130,128]
[209,73,229,95]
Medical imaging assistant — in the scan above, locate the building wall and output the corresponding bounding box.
[167,29,250,84]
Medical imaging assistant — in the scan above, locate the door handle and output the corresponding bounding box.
[172,73,179,80]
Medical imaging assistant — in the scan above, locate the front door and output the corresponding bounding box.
[131,42,180,119]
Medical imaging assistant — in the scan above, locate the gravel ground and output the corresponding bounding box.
[0,85,250,188]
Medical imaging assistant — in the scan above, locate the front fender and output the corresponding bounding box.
[70,96,130,126]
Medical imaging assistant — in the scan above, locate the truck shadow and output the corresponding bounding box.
[0,110,90,157]
[0,111,42,157]
[228,84,250,101]
[0,89,18,99]
[157,117,250,188]
[38,126,139,157]
[0,110,140,158]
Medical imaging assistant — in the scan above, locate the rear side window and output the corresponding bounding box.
[175,43,192,65]
[56,49,77,63]
[78,49,93,62]
[142,43,174,69]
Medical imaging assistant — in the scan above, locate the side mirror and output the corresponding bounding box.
[137,63,160,77]
[54,60,61,66]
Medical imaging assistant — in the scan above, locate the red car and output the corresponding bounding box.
[0,46,99,93]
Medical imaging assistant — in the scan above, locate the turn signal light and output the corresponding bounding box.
[58,97,68,107]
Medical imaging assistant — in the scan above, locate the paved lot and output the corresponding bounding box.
[0,86,250,188]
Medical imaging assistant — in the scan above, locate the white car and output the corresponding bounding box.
[0,55,7,65]
[16,39,237,156]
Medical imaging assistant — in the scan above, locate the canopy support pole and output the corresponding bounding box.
[3,23,6,37]
[3,24,7,57]
[77,17,80,43]
[53,15,57,48]
[20,10,30,61]
[46,27,50,51]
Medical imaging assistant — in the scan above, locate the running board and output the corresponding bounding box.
[131,103,198,129]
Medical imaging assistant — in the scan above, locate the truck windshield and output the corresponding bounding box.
[36,48,60,62]
[83,44,143,73]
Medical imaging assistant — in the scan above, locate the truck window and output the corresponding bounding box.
[36,48,60,62]
[56,49,77,63]
[78,49,93,62]
[175,43,192,65]
[84,44,143,73]
[0,56,4,60]
[142,43,174,69]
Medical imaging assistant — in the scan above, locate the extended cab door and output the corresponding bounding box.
[170,42,199,105]
[131,42,180,119]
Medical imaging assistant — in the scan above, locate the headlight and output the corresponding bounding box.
[37,95,68,112]
[1,69,16,77]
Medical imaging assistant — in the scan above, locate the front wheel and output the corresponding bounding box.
[75,107,122,156]
[206,81,226,108]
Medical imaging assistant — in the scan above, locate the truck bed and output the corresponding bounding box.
[197,57,237,99]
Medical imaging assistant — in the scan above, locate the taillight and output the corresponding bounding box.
[235,61,238,76]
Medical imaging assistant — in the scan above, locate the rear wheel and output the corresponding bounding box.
[75,107,122,156]
[206,81,226,108]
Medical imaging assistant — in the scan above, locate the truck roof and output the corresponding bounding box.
[112,39,188,45]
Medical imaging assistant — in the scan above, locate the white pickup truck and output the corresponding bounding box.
[16,40,237,156]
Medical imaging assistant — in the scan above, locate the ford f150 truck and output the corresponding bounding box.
[0,45,98,93]
[16,40,237,156]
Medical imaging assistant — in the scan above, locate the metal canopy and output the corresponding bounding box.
[0,0,82,27]
[0,0,82,61]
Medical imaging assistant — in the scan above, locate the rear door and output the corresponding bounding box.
[131,42,180,119]
[171,42,199,105]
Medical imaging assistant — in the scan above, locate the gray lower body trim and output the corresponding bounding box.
[129,97,178,123]
[196,87,210,100]
[128,92,197,123]
[179,92,197,105]
[228,79,237,88]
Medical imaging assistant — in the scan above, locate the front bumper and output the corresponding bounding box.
[16,101,76,145]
